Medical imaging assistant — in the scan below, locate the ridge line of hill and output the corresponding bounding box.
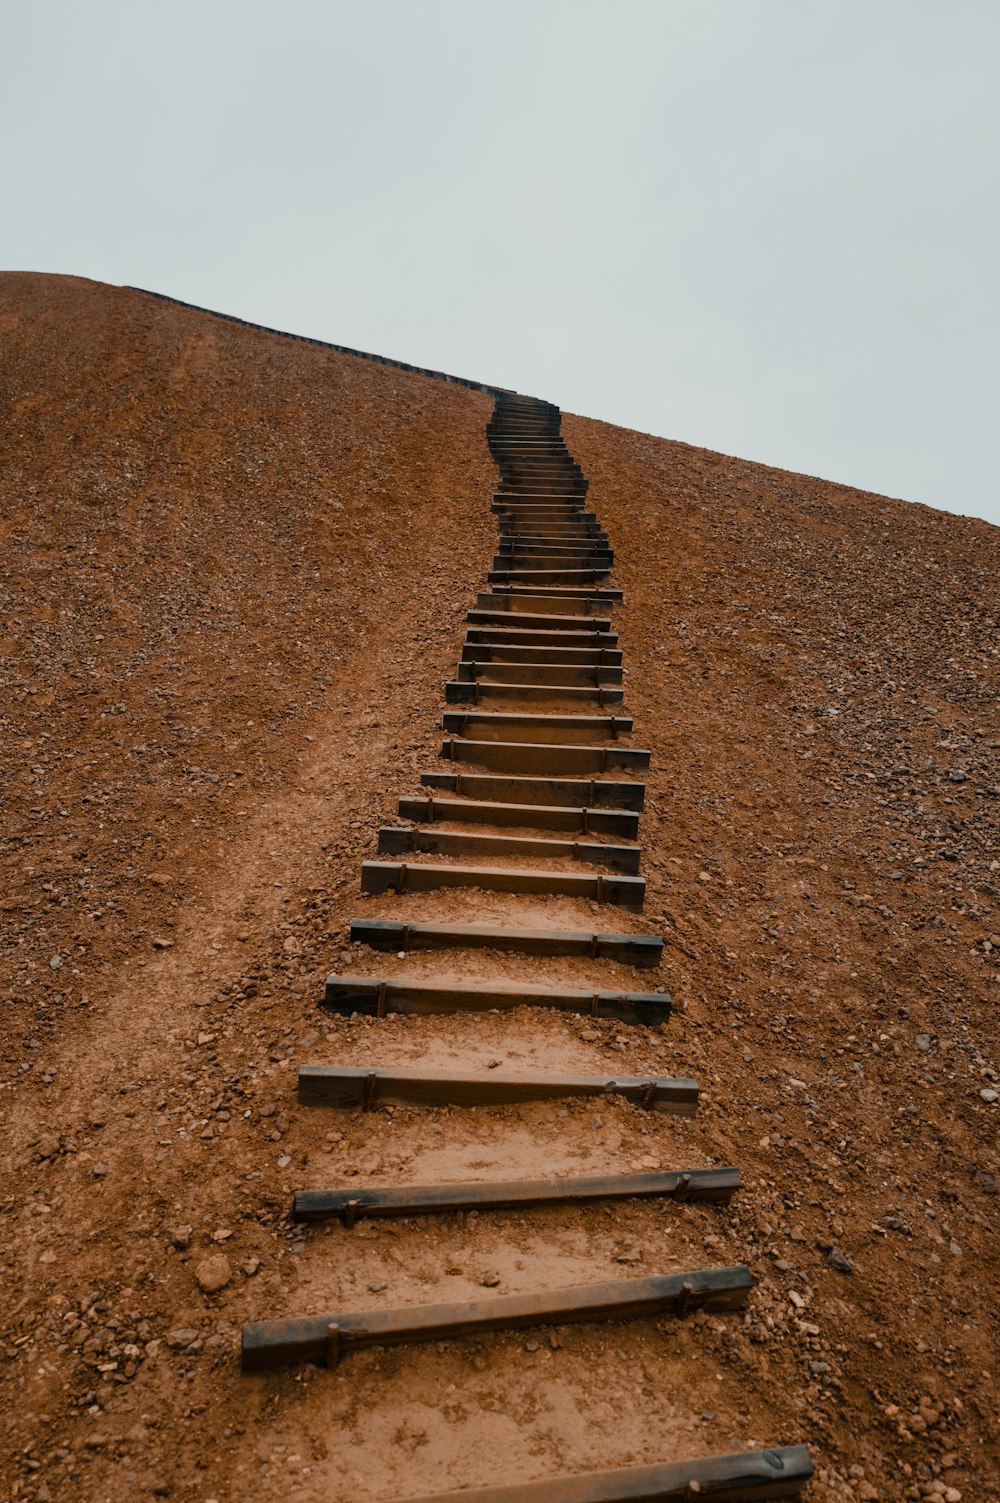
[123,283,518,398]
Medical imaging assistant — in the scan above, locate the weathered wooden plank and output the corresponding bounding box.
[474,593,611,618]
[241,1265,746,1372]
[349,917,660,964]
[455,661,623,686]
[466,626,618,648]
[321,975,667,1023]
[445,681,625,707]
[292,1166,741,1224]
[440,737,650,775]
[387,1447,814,1503]
[488,569,613,586]
[441,710,632,741]
[467,609,613,632]
[360,858,645,908]
[461,643,623,666]
[397,794,638,838]
[491,584,623,602]
[375,825,640,873]
[419,771,645,810]
[297,1065,697,1114]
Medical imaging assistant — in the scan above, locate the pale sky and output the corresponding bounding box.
[3,0,998,525]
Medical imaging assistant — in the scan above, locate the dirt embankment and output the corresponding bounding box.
[0,275,997,1503]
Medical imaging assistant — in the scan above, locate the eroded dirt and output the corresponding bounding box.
[0,274,997,1503]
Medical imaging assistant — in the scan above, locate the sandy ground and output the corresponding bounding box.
[0,273,997,1503]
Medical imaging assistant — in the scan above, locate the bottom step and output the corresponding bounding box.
[240,1264,752,1371]
[391,1447,813,1503]
[349,918,663,967]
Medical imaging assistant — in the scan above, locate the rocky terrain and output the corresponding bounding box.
[0,273,996,1502]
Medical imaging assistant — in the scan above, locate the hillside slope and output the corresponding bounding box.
[1,274,997,1503]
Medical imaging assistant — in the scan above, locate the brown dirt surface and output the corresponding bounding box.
[1,271,997,1503]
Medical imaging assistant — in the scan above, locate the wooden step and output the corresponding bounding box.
[349,917,659,963]
[241,1264,747,1372]
[488,569,613,585]
[398,794,637,837]
[322,975,666,1023]
[466,626,617,648]
[375,825,640,873]
[361,858,645,907]
[441,710,632,741]
[292,1165,739,1225]
[497,541,613,560]
[298,1064,697,1113]
[467,609,612,632]
[440,737,650,775]
[492,553,612,570]
[491,583,623,603]
[445,681,625,707]
[387,1447,814,1503]
[462,643,622,666]
[455,662,622,686]
[475,586,607,610]
[420,770,645,810]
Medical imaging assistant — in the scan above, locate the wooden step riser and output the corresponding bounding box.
[361,858,645,908]
[441,710,632,740]
[322,976,664,1023]
[397,796,638,839]
[461,645,623,666]
[241,1264,745,1370]
[350,916,659,964]
[488,570,613,585]
[456,662,623,685]
[474,592,612,616]
[442,712,628,742]
[420,771,645,811]
[441,739,650,776]
[497,547,614,563]
[385,1447,813,1503]
[490,584,623,602]
[298,1064,696,1115]
[466,628,617,648]
[468,610,613,632]
[376,826,640,873]
[293,1166,738,1224]
[446,681,625,708]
